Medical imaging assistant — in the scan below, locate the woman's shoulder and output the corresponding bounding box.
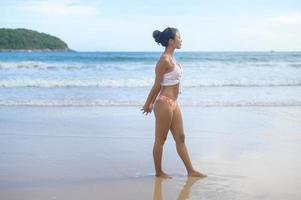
[158,54,173,67]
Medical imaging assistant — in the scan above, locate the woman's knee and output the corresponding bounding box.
[155,136,167,146]
[175,133,185,143]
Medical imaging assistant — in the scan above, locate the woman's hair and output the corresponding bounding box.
[152,27,178,47]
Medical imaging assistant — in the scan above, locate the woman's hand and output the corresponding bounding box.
[141,103,153,115]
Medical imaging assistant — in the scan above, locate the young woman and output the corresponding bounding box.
[141,27,206,178]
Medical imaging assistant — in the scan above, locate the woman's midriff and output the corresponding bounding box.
[159,84,179,100]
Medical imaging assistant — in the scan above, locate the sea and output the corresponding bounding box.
[0,51,301,107]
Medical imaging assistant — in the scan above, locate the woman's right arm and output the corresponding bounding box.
[141,56,168,115]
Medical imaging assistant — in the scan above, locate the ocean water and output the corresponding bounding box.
[0,51,301,106]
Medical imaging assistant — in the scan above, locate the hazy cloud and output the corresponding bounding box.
[21,0,101,17]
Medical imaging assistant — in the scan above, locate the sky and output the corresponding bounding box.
[0,0,301,51]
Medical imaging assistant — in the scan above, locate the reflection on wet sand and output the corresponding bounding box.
[153,177,205,200]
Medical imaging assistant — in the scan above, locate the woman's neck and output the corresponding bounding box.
[163,46,175,56]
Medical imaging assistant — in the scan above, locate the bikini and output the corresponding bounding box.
[155,57,182,111]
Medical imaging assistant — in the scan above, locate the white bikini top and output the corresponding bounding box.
[160,57,183,93]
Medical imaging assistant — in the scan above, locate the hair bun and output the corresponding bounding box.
[152,30,161,43]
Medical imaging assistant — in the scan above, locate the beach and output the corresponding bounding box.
[1,0,301,198]
[1,105,301,200]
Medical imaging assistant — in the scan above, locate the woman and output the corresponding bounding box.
[141,27,206,178]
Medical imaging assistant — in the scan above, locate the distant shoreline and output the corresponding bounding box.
[1,50,300,53]
[0,49,75,52]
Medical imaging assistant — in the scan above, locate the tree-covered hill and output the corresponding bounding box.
[0,28,71,51]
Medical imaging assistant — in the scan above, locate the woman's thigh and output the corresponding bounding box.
[170,104,185,143]
[153,99,173,143]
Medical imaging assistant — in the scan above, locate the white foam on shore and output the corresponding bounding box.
[1,79,301,88]
[1,100,301,107]
[1,60,301,70]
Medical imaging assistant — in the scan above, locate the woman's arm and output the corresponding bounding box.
[144,81,161,107]
[141,56,168,115]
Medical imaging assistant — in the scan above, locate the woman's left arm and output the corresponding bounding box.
[141,57,167,115]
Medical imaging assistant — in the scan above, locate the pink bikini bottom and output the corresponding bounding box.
[156,94,177,111]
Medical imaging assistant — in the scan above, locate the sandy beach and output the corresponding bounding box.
[0,106,301,200]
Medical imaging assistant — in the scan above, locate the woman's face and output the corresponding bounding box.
[170,32,182,49]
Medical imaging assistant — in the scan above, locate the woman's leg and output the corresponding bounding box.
[153,99,173,178]
[170,104,206,177]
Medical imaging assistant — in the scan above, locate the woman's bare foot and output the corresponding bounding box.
[188,170,207,178]
[155,171,172,179]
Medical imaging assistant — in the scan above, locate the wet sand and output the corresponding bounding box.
[0,106,301,200]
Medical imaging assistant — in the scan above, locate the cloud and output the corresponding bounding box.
[21,0,100,17]
[231,12,301,50]
[269,12,301,26]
